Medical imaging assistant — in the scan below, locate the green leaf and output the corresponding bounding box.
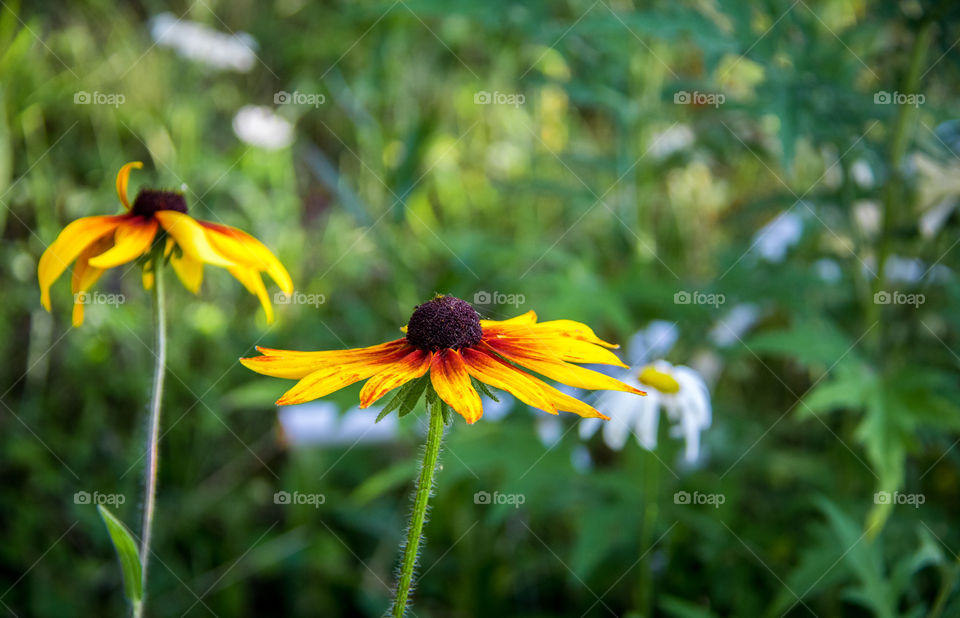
[375,375,429,422]
[97,505,143,612]
[472,377,500,402]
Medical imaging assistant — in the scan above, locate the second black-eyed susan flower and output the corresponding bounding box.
[242,294,645,423]
[38,161,293,325]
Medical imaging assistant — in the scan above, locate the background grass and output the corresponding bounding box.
[2,0,960,616]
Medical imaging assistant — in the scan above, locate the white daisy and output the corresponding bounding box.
[752,210,803,262]
[232,105,295,150]
[579,360,712,463]
[150,13,257,72]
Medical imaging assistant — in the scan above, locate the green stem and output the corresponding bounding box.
[137,263,166,617]
[391,399,445,617]
[638,450,660,616]
[868,21,933,346]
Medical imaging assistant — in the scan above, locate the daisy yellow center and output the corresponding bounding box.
[638,365,680,394]
[131,189,188,217]
[406,295,482,352]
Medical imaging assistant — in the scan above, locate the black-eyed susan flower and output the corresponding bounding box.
[38,161,293,326]
[242,295,645,423]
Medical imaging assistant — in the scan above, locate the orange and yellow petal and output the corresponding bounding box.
[273,348,414,406]
[430,349,483,424]
[170,252,203,294]
[38,215,127,311]
[484,334,627,367]
[200,221,293,294]
[70,236,114,327]
[460,347,558,415]
[228,266,274,323]
[153,210,234,268]
[116,161,143,210]
[359,348,432,407]
[87,218,158,269]
[481,341,643,395]
[241,339,411,380]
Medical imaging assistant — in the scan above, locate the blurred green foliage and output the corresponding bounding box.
[2,0,960,616]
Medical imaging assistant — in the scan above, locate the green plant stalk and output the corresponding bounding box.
[137,262,167,616]
[390,397,445,617]
[868,21,933,344]
[637,449,660,616]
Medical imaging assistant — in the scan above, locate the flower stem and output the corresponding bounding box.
[138,263,166,615]
[391,398,445,617]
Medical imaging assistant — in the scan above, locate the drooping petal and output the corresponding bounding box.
[38,215,127,311]
[429,349,483,423]
[241,339,411,380]
[228,266,273,323]
[87,218,158,269]
[116,161,143,210]
[273,349,411,406]
[154,210,234,267]
[170,252,203,294]
[481,341,643,395]
[460,347,557,414]
[200,221,293,293]
[359,348,432,407]
[70,236,113,327]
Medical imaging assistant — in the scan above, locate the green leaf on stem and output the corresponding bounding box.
[97,505,143,612]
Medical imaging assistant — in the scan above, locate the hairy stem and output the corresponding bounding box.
[391,399,445,617]
[137,263,166,616]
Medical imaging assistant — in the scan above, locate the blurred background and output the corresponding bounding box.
[2,0,960,615]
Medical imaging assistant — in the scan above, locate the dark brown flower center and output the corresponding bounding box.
[131,189,188,217]
[406,295,483,352]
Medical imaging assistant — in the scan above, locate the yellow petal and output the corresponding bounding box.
[201,222,293,293]
[170,252,203,294]
[430,350,483,423]
[359,349,432,407]
[70,236,113,327]
[241,340,410,380]
[484,334,627,367]
[228,266,273,323]
[461,348,557,415]
[116,161,143,210]
[479,309,537,329]
[154,211,234,267]
[541,382,609,419]
[38,215,126,311]
[483,341,642,394]
[87,219,158,269]
[274,349,407,406]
